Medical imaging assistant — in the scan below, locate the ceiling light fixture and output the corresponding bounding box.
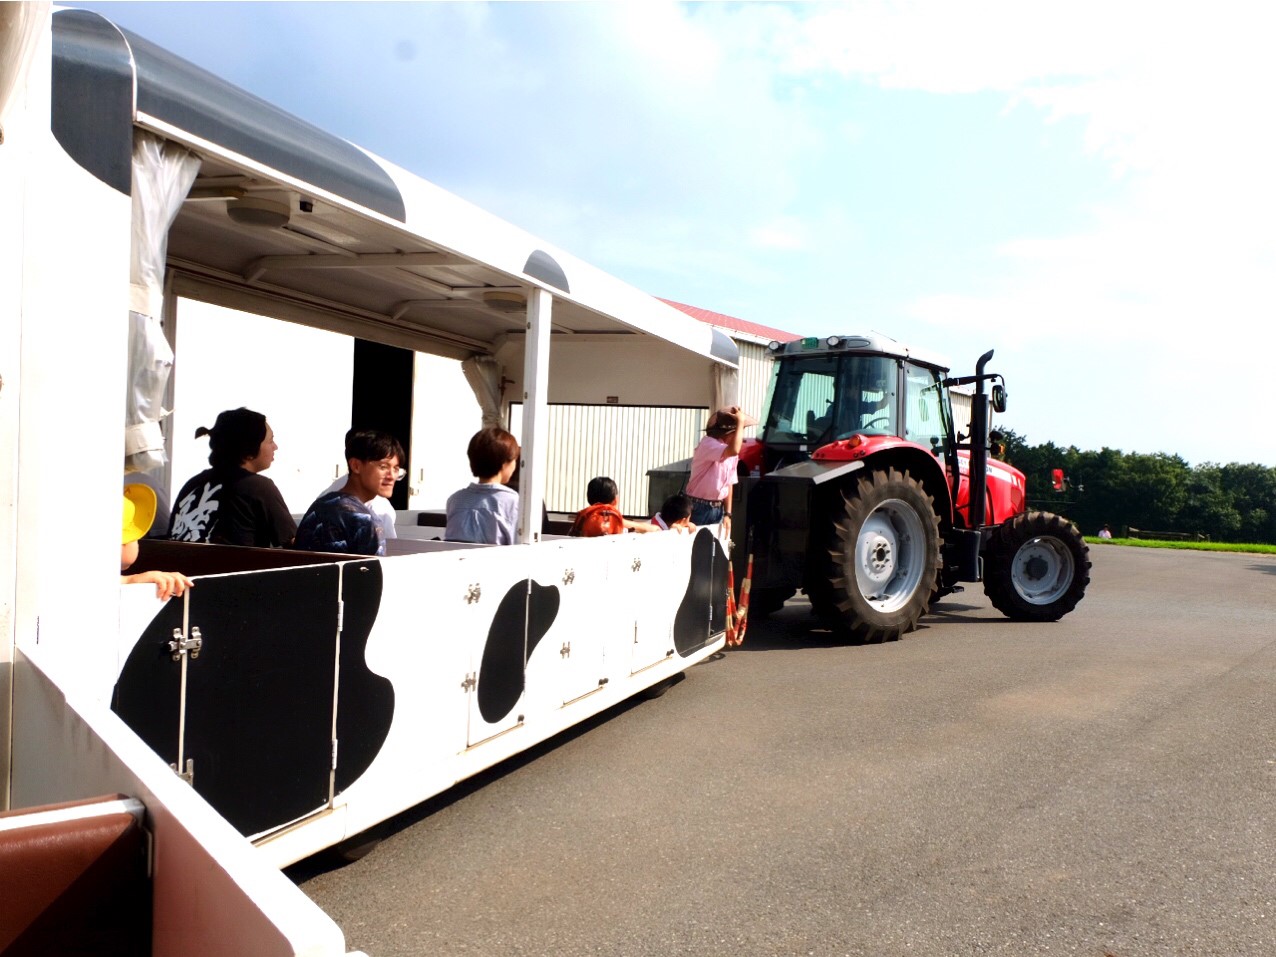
[482,290,526,313]
[226,196,291,228]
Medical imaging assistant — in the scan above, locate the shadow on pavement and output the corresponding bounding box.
[732,593,1013,652]
[284,686,656,883]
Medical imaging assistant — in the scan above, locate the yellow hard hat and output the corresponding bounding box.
[123,483,158,545]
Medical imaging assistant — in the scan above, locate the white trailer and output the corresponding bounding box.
[1,5,738,954]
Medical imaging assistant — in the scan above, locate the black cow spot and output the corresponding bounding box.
[111,562,393,838]
[334,562,394,794]
[114,565,343,836]
[477,579,560,724]
[673,528,728,656]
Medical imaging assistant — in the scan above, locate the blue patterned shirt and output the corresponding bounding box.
[295,492,384,556]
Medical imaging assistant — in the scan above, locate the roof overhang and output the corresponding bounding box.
[50,7,739,369]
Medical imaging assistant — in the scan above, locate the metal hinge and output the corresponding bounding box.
[168,626,202,661]
[560,642,571,659]
[562,568,575,585]
[465,584,482,604]
[170,759,194,785]
[631,557,642,572]
[461,672,477,692]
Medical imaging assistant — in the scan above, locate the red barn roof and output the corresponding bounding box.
[661,299,799,344]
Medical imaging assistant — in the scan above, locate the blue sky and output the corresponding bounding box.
[79,1,1276,467]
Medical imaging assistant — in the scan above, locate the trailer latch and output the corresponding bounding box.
[168,626,202,661]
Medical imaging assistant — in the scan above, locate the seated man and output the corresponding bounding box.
[570,476,657,537]
[321,428,400,544]
[121,483,193,600]
[295,430,406,556]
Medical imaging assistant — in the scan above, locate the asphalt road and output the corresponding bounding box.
[293,545,1276,957]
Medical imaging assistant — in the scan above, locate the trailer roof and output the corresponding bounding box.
[51,8,738,367]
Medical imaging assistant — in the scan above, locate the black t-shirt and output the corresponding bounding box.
[169,466,296,547]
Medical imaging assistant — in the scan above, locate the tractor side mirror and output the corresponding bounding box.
[991,383,1008,413]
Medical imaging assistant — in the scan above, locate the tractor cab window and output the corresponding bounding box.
[763,353,897,446]
[903,362,950,456]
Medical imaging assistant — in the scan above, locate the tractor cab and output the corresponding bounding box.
[756,335,956,475]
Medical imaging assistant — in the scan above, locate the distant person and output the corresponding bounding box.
[445,427,520,545]
[122,483,193,600]
[1098,525,1113,540]
[321,428,402,543]
[295,431,405,556]
[169,408,296,547]
[570,476,657,536]
[686,405,757,528]
[652,493,696,533]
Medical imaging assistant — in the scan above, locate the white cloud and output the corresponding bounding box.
[747,219,808,251]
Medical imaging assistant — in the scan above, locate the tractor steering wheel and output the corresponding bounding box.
[862,414,891,431]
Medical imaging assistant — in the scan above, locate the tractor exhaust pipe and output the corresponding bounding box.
[968,349,994,530]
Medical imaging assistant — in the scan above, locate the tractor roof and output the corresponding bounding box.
[766,333,952,372]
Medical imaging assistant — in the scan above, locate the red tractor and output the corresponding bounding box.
[736,334,1089,642]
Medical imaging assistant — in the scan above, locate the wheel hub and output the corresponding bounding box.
[1011,536,1075,604]
[1022,555,1050,581]
[857,525,897,590]
[849,499,926,611]
[867,537,892,573]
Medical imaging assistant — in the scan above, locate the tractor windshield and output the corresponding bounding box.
[762,353,898,446]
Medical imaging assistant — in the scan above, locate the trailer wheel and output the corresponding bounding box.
[330,831,384,864]
[983,511,1090,621]
[815,468,941,643]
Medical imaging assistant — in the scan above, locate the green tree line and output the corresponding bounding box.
[998,428,1276,544]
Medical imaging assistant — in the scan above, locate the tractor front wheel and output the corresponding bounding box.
[983,511,1090,621]
[813,468,941,643]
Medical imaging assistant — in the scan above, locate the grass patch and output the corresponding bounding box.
[1085,537,1276,555]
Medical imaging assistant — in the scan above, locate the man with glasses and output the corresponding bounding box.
[320,428,403,544]
[296,430,406,556]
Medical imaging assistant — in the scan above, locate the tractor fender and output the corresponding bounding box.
[759,457,866,487]
[828,444,954,528]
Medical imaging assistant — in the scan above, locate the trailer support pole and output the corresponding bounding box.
[518,287,552,544]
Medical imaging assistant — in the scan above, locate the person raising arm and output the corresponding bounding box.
[685,406,758,532]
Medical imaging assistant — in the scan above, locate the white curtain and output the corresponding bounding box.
[711,361,739,416]
[0,1,49,130]
[125,132,201,473]
[462,355,505,428]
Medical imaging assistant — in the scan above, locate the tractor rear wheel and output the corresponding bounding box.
[813,468,941,644]
[983,511,1090,621]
